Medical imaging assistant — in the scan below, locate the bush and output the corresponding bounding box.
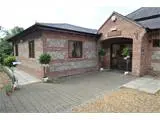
[0,39,12,65]
[122,47,129,57]
[4,56,16,67]
[5,83,12,93]
[0,64,3,72]
[39,53,51,64]
[98,49,106,56]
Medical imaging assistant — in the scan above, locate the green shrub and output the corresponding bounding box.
[5,83,12,93]
[39,53,51,64]
[98,49,106,56]
[0,39,12,65]
[0,64,3,72]
[4,56,16,67]
[122,47,129,57]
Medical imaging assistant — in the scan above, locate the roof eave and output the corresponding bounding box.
[36,24,98,36]
[7,24,38,42]
[146,28,160,31]
[7,24,98,42]
[98,11,146,32]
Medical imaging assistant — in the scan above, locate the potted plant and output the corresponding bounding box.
[98,48,106,71]
[3,56,17,68]
[4,83,12,96]
[122,47,130,74]
[39,53,51,82]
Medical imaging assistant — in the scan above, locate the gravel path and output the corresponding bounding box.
[73,88,160,112]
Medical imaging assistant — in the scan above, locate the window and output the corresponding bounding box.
[68,40,82,58]
[15,44,18,56]
[153,39,160,47]
[29,40,35,58]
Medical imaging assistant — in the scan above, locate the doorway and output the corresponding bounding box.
[111,43,132,71]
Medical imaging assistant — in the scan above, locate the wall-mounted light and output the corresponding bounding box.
[20,40,23,43]
[111,15,117,22]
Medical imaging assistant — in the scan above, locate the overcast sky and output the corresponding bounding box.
[0,0,160,30]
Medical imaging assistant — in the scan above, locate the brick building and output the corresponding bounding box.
[8,7,160,78]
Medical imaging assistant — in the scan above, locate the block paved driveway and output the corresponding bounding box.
[0,71,136,113]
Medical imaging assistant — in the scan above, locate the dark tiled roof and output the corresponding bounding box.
[137,17,160,29]
[36,23,97,34]
[127,7,160,29]
[127,7,160,20]
[7,23,98,41]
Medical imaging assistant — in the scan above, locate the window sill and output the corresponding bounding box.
[152,47,160,51]
[29,58,36,60]
[67,57,84,61]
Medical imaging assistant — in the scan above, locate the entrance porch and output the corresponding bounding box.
[101,37,133,72]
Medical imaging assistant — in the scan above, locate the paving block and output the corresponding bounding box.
[122,76,160,94]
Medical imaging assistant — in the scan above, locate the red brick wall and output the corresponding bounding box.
[98,13,147,76]
[149,30,160,73]
[139,33,152,75]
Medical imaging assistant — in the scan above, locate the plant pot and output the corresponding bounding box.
[100,67,104,71]
[99,56,104,68]
[124,71,129,75]
[42,77,48,82]
[6,91,12,96]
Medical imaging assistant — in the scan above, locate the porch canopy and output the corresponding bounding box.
[97,12,148,76]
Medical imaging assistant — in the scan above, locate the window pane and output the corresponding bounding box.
[29,42,31,57]
[29,40,35,58]
[15,44,18,56]
[68,41,82,58]
[153,39,160,47]
[30,41,34,58]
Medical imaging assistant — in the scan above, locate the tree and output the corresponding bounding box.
[0,26,24,64]
[3,26,24,40]
[39,53,51,79]
[0,26,7,39]
[0,39,12,64]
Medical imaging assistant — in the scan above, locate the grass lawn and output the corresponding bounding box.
[72,88,160,112]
